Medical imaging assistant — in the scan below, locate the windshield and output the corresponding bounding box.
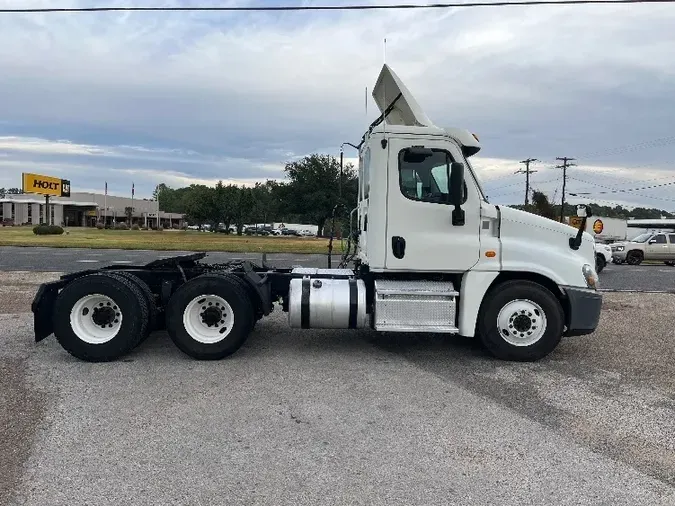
[631,233,652,243]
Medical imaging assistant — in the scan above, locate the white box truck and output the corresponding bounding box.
[569,215,627,242]
[31,64,602,363]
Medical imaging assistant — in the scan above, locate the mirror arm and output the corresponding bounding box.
[569,204,593,250]
[569,216,587,250]
[448,161,466,226]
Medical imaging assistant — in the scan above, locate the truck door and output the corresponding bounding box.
[646,233,668,260]
[384,136,481,272]
[668,234,675,259]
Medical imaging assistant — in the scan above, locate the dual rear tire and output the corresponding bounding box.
[52,272,151,362]
[51,271,255,362]
[165,273,255,360]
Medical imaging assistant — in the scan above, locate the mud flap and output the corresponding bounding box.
[31,281,65,342]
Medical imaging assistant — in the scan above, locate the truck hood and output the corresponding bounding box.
[497,205,597,287]
[499,205,593,243]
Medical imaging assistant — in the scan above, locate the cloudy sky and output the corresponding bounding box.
[1,0,675,211]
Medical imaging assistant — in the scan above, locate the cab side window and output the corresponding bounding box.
[652,234,667,244]
[398,148,467,204]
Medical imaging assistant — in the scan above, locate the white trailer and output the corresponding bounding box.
[31,64,602,363]
[569,215,627,242]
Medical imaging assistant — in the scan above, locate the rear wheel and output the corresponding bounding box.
[477,280,565,361]
[52,273,149,362]
[165,273,255,360]
[103,271,159,344]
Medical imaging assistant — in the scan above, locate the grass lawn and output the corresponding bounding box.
[0,226,348,254]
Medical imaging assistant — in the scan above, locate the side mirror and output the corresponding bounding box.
[448,162,465,226]
[576,204,593,218]
[648,239,657,244]
[569,204,594,251]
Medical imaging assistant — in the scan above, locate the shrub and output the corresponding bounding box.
[114,222,129,230]
[131,224,140,231]
[33,224,64,235]
[158,225,164,231]
[141,225,149,231]
[96,222,104,230]
[172,223,180,230]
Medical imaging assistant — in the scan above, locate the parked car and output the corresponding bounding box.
[611,232,675,265]
[595,241,612,274]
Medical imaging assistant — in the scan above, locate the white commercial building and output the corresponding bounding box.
[0,192,184,228]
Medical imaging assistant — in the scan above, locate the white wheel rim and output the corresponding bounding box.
[497,299,547,347]
[69,294,123,344]
[182,294,234,344]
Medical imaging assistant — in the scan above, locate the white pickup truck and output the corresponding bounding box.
[595,241,612,273]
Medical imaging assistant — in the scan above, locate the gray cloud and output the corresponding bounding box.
[0,1,674,208]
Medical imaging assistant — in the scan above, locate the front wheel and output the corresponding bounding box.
[626,250,643,265]
[477,280,565,361]
[595,254,606,274]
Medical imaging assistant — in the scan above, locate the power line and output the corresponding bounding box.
[515,158,538,205]
[490,178,559,197]
[555,156,575,222]
[567,176,675,195]
[2,0,675,13]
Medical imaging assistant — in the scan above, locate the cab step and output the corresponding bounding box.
[373,279,459,333]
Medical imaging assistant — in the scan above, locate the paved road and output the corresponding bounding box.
[599,263,675,292]
[0,246,330,272]
[1,273,673,505]
[1,247,675,292]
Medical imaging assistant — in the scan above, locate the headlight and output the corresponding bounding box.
[582,263,598,289]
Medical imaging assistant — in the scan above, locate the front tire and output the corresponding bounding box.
[595,254,606,274]
[165,273,255,360]
[626,250,643,265]
[477,280,565,361]
[52,273,150,362]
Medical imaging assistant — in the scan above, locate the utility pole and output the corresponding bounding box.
[555,157,576,223]
[515,158,538,205]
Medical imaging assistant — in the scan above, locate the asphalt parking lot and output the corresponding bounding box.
[2,246,675,293]
[1,272,673,505]
[0,246,328,273]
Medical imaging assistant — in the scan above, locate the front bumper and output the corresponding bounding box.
[562,286,602,337]
[611,249,627,262]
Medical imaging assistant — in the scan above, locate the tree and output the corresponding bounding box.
[124,206,134,225]
[281,154,358,236]
[182,184,214,228]
[250,180,282,226]
[233,187,255,235]
[513,190,558,220]
[212,181,240,232]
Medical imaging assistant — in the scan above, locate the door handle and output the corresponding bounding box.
[392,236,406,259]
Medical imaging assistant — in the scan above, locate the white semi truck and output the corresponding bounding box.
[31,64,602,363]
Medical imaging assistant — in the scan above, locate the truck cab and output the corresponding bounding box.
[351,64,602,358]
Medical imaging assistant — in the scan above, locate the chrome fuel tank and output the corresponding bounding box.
[288,275,368,329]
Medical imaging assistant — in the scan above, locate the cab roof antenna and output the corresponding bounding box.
[365,86,368,120]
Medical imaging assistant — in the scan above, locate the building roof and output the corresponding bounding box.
[0,196,98,206]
